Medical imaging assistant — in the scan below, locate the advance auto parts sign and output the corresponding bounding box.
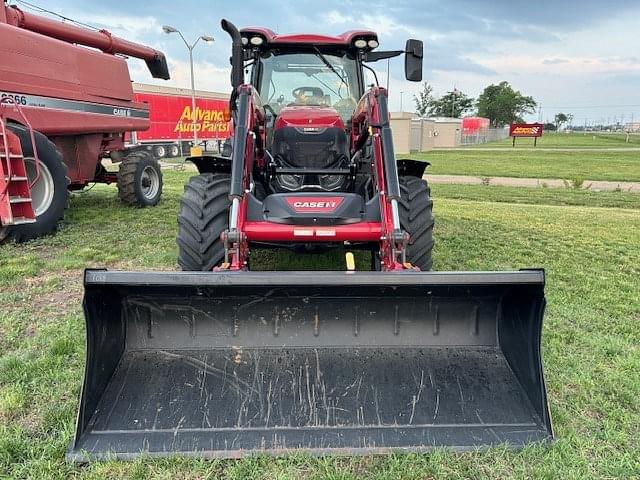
[510,123,544,137]
[174,105,230,135]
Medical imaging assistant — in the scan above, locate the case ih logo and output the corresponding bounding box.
[510,123,544,137]
[286,197,344,213]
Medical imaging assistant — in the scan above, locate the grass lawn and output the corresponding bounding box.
[431,183,640,209]
[1,171,639,478]
[476,132,640,149]
[410,149,640,182]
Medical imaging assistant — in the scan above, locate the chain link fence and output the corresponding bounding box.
[459,127,510,146]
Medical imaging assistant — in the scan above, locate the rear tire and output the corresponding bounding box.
[398,176,434,271]
[169,144,180,157]
[5,125,69,242]
[177,174,231,271]
[117,151,163,207]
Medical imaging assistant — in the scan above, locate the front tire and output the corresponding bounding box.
[177,174,231,271]
[117,151,163,207]
[398,176,434,271]
[5,125,69,242]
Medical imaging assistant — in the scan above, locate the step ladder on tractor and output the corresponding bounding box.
[0,97,38,240]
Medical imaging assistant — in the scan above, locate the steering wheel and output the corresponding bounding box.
[292,86,325,105]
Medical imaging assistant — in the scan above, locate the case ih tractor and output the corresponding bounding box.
[0,2,169,242]
[69,20,551,460]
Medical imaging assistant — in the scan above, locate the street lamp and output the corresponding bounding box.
[163,25,214,155]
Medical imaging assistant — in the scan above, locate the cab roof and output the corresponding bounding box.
[240,26,378,48]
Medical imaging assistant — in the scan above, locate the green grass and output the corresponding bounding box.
[1,172,639,478]
[432,184,640,209]
[410,149,640,182]
[477,132,640,148]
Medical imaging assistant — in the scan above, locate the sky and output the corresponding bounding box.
[12,0,640,125]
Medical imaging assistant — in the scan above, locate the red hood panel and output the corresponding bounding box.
[275,106,344,130]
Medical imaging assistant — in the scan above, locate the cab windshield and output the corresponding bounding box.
[257,50,361,122]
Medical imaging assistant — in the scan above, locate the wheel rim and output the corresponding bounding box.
[170,145,179,156]
[24,157,55,216]
[140,165,160,200]
[155,146,166,157]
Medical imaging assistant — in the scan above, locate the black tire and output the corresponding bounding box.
[398,176,434,271]
[177,174,231,271]
[117,151,163,207]
[152,144,167,159]
[169,144,180,158]
[4,125,69,242]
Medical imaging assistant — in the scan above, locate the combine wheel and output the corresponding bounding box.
[398,176,434,271]
[177,173,230,271]
[117,151,163,206]
[4,125,69,242]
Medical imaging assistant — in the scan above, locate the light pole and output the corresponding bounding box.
[163,25,214,155]
[400,91,404,112]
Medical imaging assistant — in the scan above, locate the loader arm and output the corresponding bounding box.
[353,86,411,270]
[223,84,266,269]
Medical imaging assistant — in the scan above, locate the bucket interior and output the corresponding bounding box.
[69,272,551,460]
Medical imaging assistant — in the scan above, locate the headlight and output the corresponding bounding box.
[319,174,345,191]
[354,39,367,49]
[367,39,379,49]
[250,36,264,46]
[278,174,303,190]
[241,37,249,46]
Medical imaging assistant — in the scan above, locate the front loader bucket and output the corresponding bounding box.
[68,270,552,461]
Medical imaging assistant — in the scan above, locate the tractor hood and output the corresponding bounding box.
[275,106,345,130]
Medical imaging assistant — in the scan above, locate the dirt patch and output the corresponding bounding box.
[4,269,84,339]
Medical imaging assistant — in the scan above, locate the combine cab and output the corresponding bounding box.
[68,19,552,461]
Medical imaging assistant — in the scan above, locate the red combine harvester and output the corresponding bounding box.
[0,1,169,242]
[69,19,551,460]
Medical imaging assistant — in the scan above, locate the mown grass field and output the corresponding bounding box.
[1,166,639,478]
[475,132,640,149]
[410,149,640,182]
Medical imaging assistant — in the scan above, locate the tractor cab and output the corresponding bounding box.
[239,27,422,195]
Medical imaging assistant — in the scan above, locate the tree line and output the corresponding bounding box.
[413,81,538,127]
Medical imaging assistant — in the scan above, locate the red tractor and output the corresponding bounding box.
[176,21,432,272]
[69,19,551,460]
[0,2,169,242]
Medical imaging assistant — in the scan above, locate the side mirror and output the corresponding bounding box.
[405,39,423,82]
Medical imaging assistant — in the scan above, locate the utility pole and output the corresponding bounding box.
[163,25,215,156]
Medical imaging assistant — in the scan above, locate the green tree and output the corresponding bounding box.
[429,89,474,118]
[476,81,537,127]
[413,82,434,117]
[554,113,569,130]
